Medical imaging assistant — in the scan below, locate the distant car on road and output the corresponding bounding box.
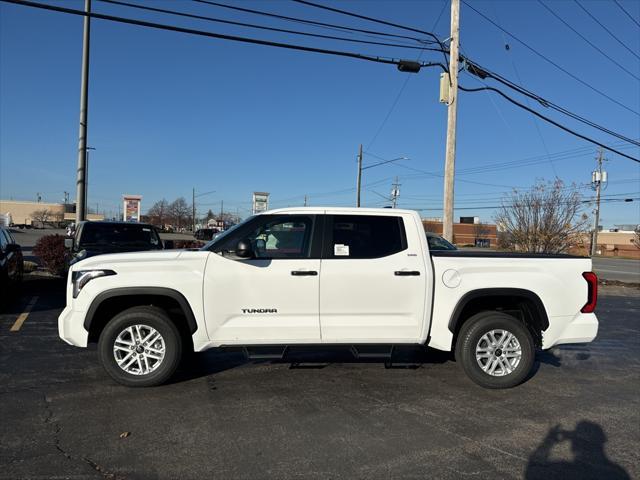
[194,228,219,241]
[0,226,24,304]
[66,221,164,266]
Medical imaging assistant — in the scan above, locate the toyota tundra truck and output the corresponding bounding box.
[58,208,598,389]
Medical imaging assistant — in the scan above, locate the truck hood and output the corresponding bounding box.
[70,249,196,270]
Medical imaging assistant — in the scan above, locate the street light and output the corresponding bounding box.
[192,188,216,232]
[356,150,409,207]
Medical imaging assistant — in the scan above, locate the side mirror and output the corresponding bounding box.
[235,240,253,258]
[4,243,20,253]
[163,239,174,249]
[64,238,73,249]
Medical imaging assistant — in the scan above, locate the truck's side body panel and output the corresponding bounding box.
[428,255,597,351]
[203,254,322,344]
[318,211,432,343]
[58,250,211,350]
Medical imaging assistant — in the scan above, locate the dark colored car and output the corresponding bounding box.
[67,221,164,266]
[0,227,24,304]
[194,228,219,241]
[426,231,457,251]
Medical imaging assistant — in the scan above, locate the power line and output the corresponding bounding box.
[291,0,451,70]
[291,0,640,147]
[10,0,636,166]
[401,196,640,212]
[291,0,444,46]
[193,0,439,45]
[461,0,640,116]
[4,0,445,70]
[366,0,449,150]
[613,0,640,28]
[457,84,640,163]
[573,0,640,61]
[464,60,640,147]
[96,0,444,52]
[537,0,640,81]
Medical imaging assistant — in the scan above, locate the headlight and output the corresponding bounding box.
[72,270,116,298]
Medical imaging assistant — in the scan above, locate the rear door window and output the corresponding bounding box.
[323,215,407,259]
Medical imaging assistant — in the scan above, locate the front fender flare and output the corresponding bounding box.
[83,287,198,334]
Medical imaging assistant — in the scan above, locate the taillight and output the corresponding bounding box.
[581,272,598,313]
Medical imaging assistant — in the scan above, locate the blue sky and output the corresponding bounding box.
[1,0,639,227]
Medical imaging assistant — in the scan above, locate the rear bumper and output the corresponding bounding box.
[58,306,88,347]
[543,312,598,349]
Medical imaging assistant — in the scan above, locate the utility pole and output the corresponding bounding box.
[192,187,196,232]
[391,177,401,208]
[220,200,224,229]
[356,143,363,207]
[84,147,95,213]
[442,0,460,242]
[75,0,91,223]
[591,148,607,257]
[304,195,308,207]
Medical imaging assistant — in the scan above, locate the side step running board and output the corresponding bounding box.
[350,345,395,360]
[242,346,289,361]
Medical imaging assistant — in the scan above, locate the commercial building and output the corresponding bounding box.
[571,230,640,259]
[0,200,103,226]
[422,217,498,247]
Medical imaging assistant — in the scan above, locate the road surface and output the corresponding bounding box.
[592,257,640,283]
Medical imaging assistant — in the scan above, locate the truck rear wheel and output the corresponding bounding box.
[98,306,182,387]
[455,311,535,389]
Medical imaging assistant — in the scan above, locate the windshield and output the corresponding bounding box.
[79,224,161,249]
[426,234,457,251]
[201,216,254,250]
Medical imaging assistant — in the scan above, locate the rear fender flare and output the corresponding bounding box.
[447,288,549,334]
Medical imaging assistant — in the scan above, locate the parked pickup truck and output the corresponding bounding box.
[58,208,598,389]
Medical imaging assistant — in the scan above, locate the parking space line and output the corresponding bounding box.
[10,296,39,332]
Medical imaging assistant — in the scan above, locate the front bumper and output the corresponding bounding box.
[543,312,598,349]
[58,305,88,347]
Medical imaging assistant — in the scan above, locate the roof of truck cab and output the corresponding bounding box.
[262,207,418,215]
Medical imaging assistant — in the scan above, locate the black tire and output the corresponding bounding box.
[455,311,535,389]
[98,306,182,387]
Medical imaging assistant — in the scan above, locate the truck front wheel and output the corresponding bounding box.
[455,312,535,389]
[98,306,183,387]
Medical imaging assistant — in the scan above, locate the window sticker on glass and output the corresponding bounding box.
[334,244,350,256]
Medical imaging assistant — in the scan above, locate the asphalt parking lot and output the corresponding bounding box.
[0,276,638,480]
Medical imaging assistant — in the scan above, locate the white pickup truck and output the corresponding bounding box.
[58,208,598,389]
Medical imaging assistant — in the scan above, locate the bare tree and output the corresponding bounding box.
[147,199,168,227]
[494,180,589,254]
[473,222,490,243]
[216,212,241,228]
[168,197,191,229]
[31,209,51,228]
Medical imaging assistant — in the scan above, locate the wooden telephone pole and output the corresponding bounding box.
[442,0,460,242]
[590,148,607,257]
[356,144,363,207]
